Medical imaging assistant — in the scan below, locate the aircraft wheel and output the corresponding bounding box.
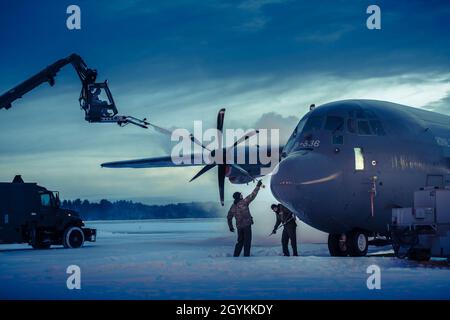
[63,226,85,248]
[347,231,368,257]
[328,233,348,256]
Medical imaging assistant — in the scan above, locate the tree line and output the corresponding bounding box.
[61,199,224,220]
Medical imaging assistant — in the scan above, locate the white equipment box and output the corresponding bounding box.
[391,187,450,261]
[414,188,450,224]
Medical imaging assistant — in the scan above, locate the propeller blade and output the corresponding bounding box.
[217,108,225,151]
[189,164,216,182]
[189,133,211,152]
[147,121,211,152]
[217,108,225,133]
[218,164,225,206]
[230,129,259,149]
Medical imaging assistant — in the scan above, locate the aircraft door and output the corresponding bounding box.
[353,147,381,217]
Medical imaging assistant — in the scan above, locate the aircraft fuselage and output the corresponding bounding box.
[270,100,450,235]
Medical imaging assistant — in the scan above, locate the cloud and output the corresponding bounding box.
[253,112,298,144]
[238,0,289,11]
[125,72,450,125]
[237,16,269,32]
[233,0,290,32]
[295,25,354,44]
[2,69,450,203]
[423,93,450,115]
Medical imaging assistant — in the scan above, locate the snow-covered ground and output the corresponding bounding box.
[0,218,449,300]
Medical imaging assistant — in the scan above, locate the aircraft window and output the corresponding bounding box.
[40,194,51,207]
[347,119,356,133]
[355,110,366,119]
[283,117,307,155]
[354,148,365,170]
[303,116,323,133]
[369,120,386,135]
[325,116,344,132]
[333,135,344,145]
[364,110,377,119]
[358,121,372,135]
[295,117,307,136]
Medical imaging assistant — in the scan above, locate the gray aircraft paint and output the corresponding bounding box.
[102,99,450,236]
[271,100,450,235]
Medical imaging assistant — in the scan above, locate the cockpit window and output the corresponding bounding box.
[283,116,308,155]
[325,116,344,132]
[347,119,356,133]
[369,120,386,135]
[350,109,377,119]
[355,110,366,119]
[348,108,386,136]
[364,110,377,119]
[303,116,323,133]
[282,114,324,155]
[358,121,372,135]
[291,117,307,139]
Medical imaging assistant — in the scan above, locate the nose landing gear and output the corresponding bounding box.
[328,233,348,256]
[328,230,369,257]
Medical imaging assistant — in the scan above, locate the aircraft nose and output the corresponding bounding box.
[270,152,342,220]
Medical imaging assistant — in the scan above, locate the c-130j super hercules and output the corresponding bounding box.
[0,53,149,128]
[102,101,450,259]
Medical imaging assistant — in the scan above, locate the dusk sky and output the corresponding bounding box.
[1,0,450,204]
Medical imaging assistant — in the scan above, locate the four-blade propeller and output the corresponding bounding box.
[146,108,258,206]
[188,108,258,206]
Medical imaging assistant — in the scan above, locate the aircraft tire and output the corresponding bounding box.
[347,231,368,257]
[328,233,348,256]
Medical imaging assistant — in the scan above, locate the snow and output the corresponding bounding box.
[1,218,449,300]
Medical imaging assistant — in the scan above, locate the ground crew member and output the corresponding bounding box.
[271,203,298,256]
[227,180,263,257]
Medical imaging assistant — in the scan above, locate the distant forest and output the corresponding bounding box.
[61,199,224,220]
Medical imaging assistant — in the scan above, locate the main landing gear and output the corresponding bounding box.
[328,230,369,257]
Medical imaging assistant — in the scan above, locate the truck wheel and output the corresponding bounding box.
[30,228,51,249]
[347,231,369,257]
[328,233,348,256]
[63,226,85,248]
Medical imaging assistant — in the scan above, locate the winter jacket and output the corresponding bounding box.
[227,184,261,230]
[273,204,297,231]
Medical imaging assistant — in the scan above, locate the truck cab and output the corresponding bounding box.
[0,176,96,249]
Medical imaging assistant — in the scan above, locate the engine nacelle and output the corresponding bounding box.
[225,165,253,184]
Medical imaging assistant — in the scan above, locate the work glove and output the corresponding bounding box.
[271,229,276,235]
[257,180,263,187]
[230,228,235,233]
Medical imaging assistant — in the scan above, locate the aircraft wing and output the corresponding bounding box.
[101,155,205,168]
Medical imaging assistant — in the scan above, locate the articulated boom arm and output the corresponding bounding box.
[0,53,149,129]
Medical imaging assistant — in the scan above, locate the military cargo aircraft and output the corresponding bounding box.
[102,100,450,257]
